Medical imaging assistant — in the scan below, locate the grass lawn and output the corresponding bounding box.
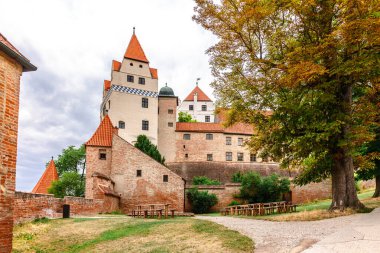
[203,189,380,221]
[13,216,253,253]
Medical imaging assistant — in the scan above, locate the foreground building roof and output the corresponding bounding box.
[32,159,59,194]
[86,115,117,147]
[0,33,37,72]
[184,86,212,102]
[124,33,149,63]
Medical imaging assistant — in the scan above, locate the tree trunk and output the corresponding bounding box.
[373,175,380,198]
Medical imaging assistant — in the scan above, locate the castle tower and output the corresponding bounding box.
[158,84,178,163]
[100,30,159,144]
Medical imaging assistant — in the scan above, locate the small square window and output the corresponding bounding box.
[168,109,174,114]
[168,122,174,127]
[189,105,194,111]
[142,98,149,108]
[99,149,106,160]
[185,153,189,158]
[118,121,125,129]
[205,116,210,122]
[202,105,207,111]
[137,170,142,177]
[139,77,145,85]
[238,138,243,146]
[207,154,213,161]
[163,175,168,182]
[206,133,213,140]
[183,134,191,140]
[250,154,257,162]
[226,137,232,145]
[237,152,244,161]
[226,152,232,161]
[142,120,149,130]
[127,75,134,82]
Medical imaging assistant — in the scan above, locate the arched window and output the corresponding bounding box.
[118,121,125,129]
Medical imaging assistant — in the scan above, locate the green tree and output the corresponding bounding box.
[54,145,86,177]
[193,176,222,185]
[134,135,165,164]
[187,187,218,213]
[48,172,85,198]
[178,112,197,122]
[194,0,380,209]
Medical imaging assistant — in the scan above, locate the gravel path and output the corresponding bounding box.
[196,214,364,253]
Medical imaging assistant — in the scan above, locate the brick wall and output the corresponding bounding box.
[0,51,22,253]
[13,191,120,224]
[291,180,332,204]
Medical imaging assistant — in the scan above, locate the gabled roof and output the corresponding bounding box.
[32,159,59,194]
[150,68,158,79]
[86,115,117,147]
[124,34,149,63]
[112,60,121,71]
[0,33,37,72]
[184,86,212,102]
[104,80,111,91]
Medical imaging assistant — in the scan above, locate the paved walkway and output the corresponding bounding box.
[196,209,380,253]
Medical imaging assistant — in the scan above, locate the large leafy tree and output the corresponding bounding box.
[194,0,380,209]
[48,172,85,198]
[134,135,165,164]
[54,145,86,177]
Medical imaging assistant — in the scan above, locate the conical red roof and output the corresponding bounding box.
[86,115,116,147]
[32,159,59,194]
[124,34,149,63]
[184,86,212,102]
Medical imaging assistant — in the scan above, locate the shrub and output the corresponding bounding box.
[187,188,218,214]
[228,200,240,206]
[48,172,85,198]
[231,172,244,183]
[239,172,290,203]
[192,176,221,186]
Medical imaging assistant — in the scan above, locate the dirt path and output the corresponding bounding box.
[196,214,364,253]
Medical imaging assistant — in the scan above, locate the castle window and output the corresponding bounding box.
[202,105,207,111]
[102,106,107,116]
[206,133,213,140]
[226,137,232,145]
[130,63,133,66]
[207,154,213,161]
[238,138,243,146]
[127,75,134,82]
[250,154,257,162]
[139,64,143,68]
[226,152,232,161]
[205,115,210,122]
[137,170,142,177]
[163,175,168,182]
[168,122,174,127]
[168,109,174,114]
[118,121,125,129]
[108,100,111,109]
[142,98,149,108]
[185,153,189,158]
[237,152,244,161]
[189,105,193,111]
[142,120,149,130]
[183,134,190,140]
[138,77,145,85]
[99,149,107,160]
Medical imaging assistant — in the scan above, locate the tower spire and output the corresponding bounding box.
[133,27,135,35]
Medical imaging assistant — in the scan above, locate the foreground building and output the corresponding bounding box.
[0,33,36,253]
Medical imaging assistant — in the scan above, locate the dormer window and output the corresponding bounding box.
[127,75,134,82]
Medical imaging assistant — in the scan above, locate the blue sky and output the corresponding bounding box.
[0,0,217,191]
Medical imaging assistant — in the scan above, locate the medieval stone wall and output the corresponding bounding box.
[291,180,332,204]
[0,50,22,253]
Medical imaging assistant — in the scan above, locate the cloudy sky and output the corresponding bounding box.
[0,0,217,191]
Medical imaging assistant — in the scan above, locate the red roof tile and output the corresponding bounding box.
[176,122,253,135]
[112,60,121,71]
[150,68,158,79]
[86,115,117,147]
[32,159,59,194]
[104,80,111,91]
[184,86,212,102]
[124,34,149,63]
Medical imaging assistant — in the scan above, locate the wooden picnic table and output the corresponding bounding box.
[220,201,297,217]
[133,203,172,218]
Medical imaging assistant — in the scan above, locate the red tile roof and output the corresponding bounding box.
[32,159,59,194]
[112,60,121,71]
[104,80,111,91]
[176,122,253,135]
[150,68,158,79]
[86,115,117,147]
[124,34,149,63]
[184,86,212,102]
[0,33,37,72]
